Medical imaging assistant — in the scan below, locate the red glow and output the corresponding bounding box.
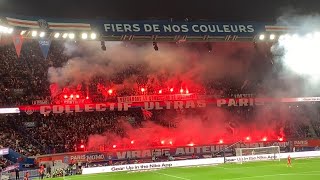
[63,95,68,99]
[246,136,251,141]
[262,137,267,141]
[169,141,173,145]
[158,90,162,94]
[180,89,184,93]
[141,88,146,92]
[131,140,134,144]
[188,143,194,147]
[80,144,85,149]
[161,140,165,145]
[86,96,89,100]
[75,94,80,99]
[108,89,113,94]
[219,139,224,144]
[113,145,117,148]
[170,88,173,92]
[279,137,283,142]
[186,89,189,94]
[70,94,74,98]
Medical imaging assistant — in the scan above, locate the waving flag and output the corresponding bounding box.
[12,35,23,58]
[141,108,152,120]
[39,39,51,59]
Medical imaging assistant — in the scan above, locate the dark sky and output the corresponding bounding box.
[0,0,320,21]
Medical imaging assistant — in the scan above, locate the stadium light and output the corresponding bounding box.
[158,89,162,94]
[62,33,68,39]
[141,88,146,93]
[81,33,88,39]
[54,33,60,38]
[246,136,251,141]
[68,33,75,39]
[219,139,224,144]
[169,141,173,145]
[113,145,117,148]
[63,95,68,99]
[90,33,97,40]
[170,88,174,93]
[161,140,165,145]
[39,32,45,38]
[186,89,189,94]
[259,34,265,40]
[278,137,283,142]
[70,94,74,98]
[75,94,80,99]
[188,143,194,147]
[0,26,13,34]
[262,137,267,142]
[131,140,134,144]
[7,28,13,34]
[31,31,37,37]
[80,144,85,149]
[20,30,26,35]
[108,89,113,95]
[86,96,89,100]
[180,89,184,93]
[269,34,275,40]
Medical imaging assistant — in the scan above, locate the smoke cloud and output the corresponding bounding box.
[48,41,261,92]
[47,24,314,149]
[269,12,320,97]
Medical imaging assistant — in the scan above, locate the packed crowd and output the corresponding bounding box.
[0,39,320,161]
[0,38,258,107]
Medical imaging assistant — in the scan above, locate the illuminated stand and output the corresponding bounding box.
[235,146,281,164]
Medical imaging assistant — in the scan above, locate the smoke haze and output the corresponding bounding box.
[47,13,320,148]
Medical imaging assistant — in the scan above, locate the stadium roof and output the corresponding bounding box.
[1,0,320,21]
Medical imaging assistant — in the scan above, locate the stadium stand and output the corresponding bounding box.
[1,38,320,180]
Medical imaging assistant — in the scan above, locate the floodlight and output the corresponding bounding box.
[90,33,97,40]
[81,33,88,39]
[54,33,60,38]
[7,28,13,34]
[31,31,37,37]
[39,32,45,38]
[68,33,75,39]
[62,33,68,39]
[20,31,26,35]
[259,34,265,40]
[269,34,275,40]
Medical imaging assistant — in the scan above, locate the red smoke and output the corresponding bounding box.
[46,41,306,152]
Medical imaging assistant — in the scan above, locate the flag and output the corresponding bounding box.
[39,39,51,59]
[141,108,152,120]
[6,17,91,31]
[12,35,23,57]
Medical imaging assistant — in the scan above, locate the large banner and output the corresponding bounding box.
[19,97,263,115]
[18,96,320,115]
[36,141,289,164]
[101,22,262,36]
[1,15,296,38]
[293,139,320,147]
